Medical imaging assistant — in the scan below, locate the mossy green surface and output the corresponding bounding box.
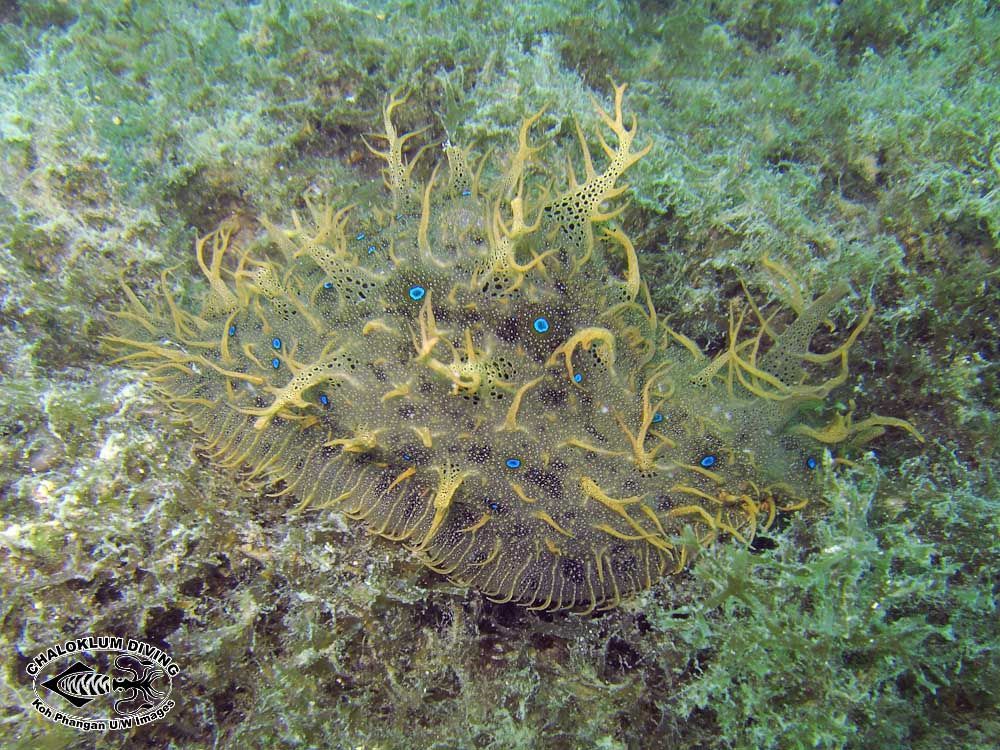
[1,1,996,748]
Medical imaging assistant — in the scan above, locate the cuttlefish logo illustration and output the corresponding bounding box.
[26,636,180,731]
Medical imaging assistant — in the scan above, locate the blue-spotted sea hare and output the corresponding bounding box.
[107,85,919,612]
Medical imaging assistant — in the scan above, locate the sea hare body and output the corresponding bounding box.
[108,85,917,612]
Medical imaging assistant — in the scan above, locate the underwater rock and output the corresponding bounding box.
[106,85,918,612]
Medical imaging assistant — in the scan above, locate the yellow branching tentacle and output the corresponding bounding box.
[791,401,924,445]
[415,312,488,396]
[244,364,363,430]
[559,438,629,459]
[498,376,544,432]
[669,484,721,505]
[580,477,671,553]
[381,380,413,402]
[663,324,704,360]
[412,290,445,360]
[112,276,159,334]
[325,427,382,453]
[362,319,402,337]
[412,463,470,552]
[546,327,617,381]
[541,83,652,268]
[485,183,556,283]
[418,163,446,266]
[531,510,575,538]
[412,425,434,448]
[612,364,670,471]
[195,224,240,316]
[105,337,265,385]
[602,227,640,303]
[361,89,430,209]
[509,482,538,504]
[499,106,548,197]
[762,254,806,316]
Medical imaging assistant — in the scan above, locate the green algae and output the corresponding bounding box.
[0,1,997,748]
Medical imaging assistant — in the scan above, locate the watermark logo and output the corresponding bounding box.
[26,635,179,731]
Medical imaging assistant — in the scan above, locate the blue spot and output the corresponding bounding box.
[573,373,582,383]
[355,231,366,241]
[505,458,521,469]
[324,281,334,289]
[652,412,664,423]
[402,452,412,461]
[409,285,426,301]
[487,500,501,512]
[806,456,818,470]
[272,337,282,349]
[228,324,236,337]
[699,454,717,468]
[271,357,281,369]
[533,317,550,333]
[319,394,330,407]
[367,245,377,254]
[461,188,472,197]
